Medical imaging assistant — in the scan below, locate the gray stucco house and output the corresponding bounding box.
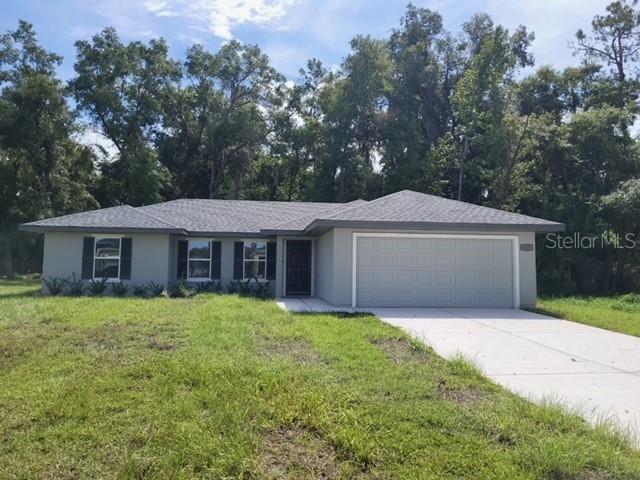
[20,190,563,308]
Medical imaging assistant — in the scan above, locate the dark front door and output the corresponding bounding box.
[286,240,312,296]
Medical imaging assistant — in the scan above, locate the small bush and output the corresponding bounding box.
[132,285,147,297]
[172,279,195,298]
[254,280,271,299]
[146,281,165,297]
[227,279,241,294]
[195,280,219,293]
[44,276,67,296]
[111,282,129,296]
[66,274,84,296]
[239,280,255,296]
[88,278,109,295]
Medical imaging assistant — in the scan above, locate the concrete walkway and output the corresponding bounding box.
[277,298,640,438]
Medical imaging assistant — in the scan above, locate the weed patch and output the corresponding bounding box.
[371,337,430,364]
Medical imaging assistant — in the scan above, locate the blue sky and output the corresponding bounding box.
[2,0,611,81]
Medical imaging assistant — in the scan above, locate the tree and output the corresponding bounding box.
[0,21,97,276]
[157,42,281,199]
[575,0,640,83]
[70,28,180,206]
[451,14,533,202]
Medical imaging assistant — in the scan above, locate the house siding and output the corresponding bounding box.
[327,228,538,308]
[314,230,334,303]
[42,232,171,291]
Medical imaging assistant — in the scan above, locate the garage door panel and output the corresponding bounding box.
[356,236,514,308]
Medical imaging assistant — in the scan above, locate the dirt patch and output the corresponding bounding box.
[260,425,339,479]
[147,335,176,351]
[436,378,487,407]
[259,337,323,364]
[76,322,183,354]
[372,338,429,364]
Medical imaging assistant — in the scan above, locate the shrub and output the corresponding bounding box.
[66,273,84,296]
[44,276,67,296]
[172,279,195,298]
[88,278,109,295]
[111,282,129,296]
[254,280,271,299]
[227,279,241,294]
[195,281,215,293]
[146,281,165,297]
[132,285,147,297]
[239,280,254,296]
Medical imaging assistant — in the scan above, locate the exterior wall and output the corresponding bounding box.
[42,232,278,295]
[313,230,334,302]
[173,235,276,296]
[327,228,539,308]
[42,231,171,289]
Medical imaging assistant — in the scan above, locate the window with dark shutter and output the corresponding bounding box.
[81,237,95,279]
[266,241,276,280]
[120,238,132,279]
[210,241,221,279]
[233,241,243,279]
[177,240,188,279]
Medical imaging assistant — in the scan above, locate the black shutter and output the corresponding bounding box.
[266,241,276,280]
[210,241,221,279]
[81,237,95,279]
[120,238,132,279]
[233,241,244,279]
[177,240,188,279]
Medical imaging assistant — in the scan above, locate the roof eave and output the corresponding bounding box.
[304,219,565,235]
[18,224,189,235]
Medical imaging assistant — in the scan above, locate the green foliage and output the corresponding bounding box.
[43,276,66,295]
[66,273,84,296]
[132,284,147,297]
[172,279,195,298]
[87,278,108,296]
[110,282,128,296]
[146,281,165,297]
[538,295,640,337]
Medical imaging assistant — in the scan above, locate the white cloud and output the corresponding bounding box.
[143,0,300,40]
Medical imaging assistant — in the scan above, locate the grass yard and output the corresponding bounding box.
[1,280,640,479]
[538,295,640,337]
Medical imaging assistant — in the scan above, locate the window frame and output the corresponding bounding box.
[242,240,268,282]
[92,234,122,282]
[186,239,212,282]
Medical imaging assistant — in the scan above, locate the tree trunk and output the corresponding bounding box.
[457,135,468,201]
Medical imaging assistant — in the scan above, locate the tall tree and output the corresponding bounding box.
[0,21,96,275]
[575,0,640,83]
[158,41,280,199]
[70,28,180,206]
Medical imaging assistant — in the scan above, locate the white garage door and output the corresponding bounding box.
[355,235,516,308]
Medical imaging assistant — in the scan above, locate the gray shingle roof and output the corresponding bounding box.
[20,190,563,235]
[20,205,186,233]
[136,199,361,234]
[305,190,563,232]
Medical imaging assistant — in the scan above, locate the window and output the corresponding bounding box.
[94,237,121,279]
[188,240,211,280]
[244,241,267,280]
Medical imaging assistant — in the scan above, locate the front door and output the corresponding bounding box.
[286,240,312,296]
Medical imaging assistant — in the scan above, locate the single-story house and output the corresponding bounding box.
[20,190,563,308]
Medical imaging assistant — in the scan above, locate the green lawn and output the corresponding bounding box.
[537,295,640,337]
[1,280,639,479]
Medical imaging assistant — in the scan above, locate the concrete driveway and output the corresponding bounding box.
[374,308,640,437]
